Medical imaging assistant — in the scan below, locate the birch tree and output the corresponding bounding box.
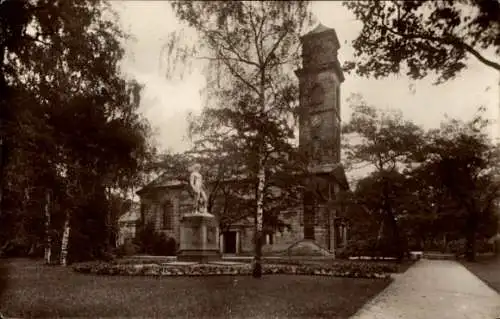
[165,1,311,277]
[44,190,52,264]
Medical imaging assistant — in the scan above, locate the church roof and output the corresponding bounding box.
[136,172,187,194]
[136,162,350,196]
[306,23,333,36]
[118,206,140,223]
[136,170,251,196]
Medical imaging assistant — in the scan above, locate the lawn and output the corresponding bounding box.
[0,258,390,318]
[462,255,500,293]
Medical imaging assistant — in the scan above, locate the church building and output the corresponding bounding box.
[136,24,349,256]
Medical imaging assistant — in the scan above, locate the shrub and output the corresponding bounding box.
[151,234,177,256]
[476,238,494,254]
[337,239,378,259]
[0,238,31,257]
[133,223,177,256]
[447,238,493,256]
[115,240,140,258]
[27,243,45,259]
[337,237,408,260]
[447,239,465,256]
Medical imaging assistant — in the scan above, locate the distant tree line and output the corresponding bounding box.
[340,95,499,262]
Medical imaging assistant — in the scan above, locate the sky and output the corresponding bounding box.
[112,1,499,156]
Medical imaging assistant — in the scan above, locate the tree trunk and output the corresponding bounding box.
[0,66,7,224]
[465,213,477,262]
[253,159,265,278]
[441,234,447,253]
[0,66,12,252]
[376,218,384,243]
[388,212,403,261]
[382,179,403,261]
[44,190,52,264]
[0,122,10,249]
[253,67,266,279]
[60,212,71,266]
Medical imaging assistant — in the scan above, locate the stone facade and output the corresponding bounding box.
[137,176,348,255]
[296,24,343,166]
[136,24,349,256]
[139,184,191,241]
[117,203,140,246]
[138,181,309,254]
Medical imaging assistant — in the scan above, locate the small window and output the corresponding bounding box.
[309,84,324,108]
[162,200,174,230]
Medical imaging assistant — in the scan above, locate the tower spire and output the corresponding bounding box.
[310,13,320,30]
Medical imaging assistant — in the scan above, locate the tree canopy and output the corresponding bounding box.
[343,98,500,260]
[0,0,154,261]
[342,94,424,174]
[419,114,500,260]
[343,0,500,83]
[342,95,425,259]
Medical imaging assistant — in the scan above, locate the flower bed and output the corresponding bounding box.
[73,261,393,279]
[112,257,177,265]
[112,256,401,272]
[267,259,399,274]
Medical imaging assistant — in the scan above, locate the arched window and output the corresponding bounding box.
[311,135,322,161]
[162,200,174,230]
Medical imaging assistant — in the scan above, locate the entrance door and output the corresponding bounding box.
[303,191,315,240]
[223,231,237,254]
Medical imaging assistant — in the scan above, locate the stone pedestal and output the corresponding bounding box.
[178,213,221,263]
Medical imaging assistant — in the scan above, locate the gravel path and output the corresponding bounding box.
[350,259,500,319]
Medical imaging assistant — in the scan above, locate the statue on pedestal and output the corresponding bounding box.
[178,163,220,263]
[189,163,209,215]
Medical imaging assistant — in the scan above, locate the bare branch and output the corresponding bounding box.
[246,2,262,64]
[205,29,260,68]
[264,30,289,67]
[215,51,260,95]
[375,11,500,71]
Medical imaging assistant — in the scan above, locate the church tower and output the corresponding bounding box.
[295,23,344,169]
[295,24,346,247]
